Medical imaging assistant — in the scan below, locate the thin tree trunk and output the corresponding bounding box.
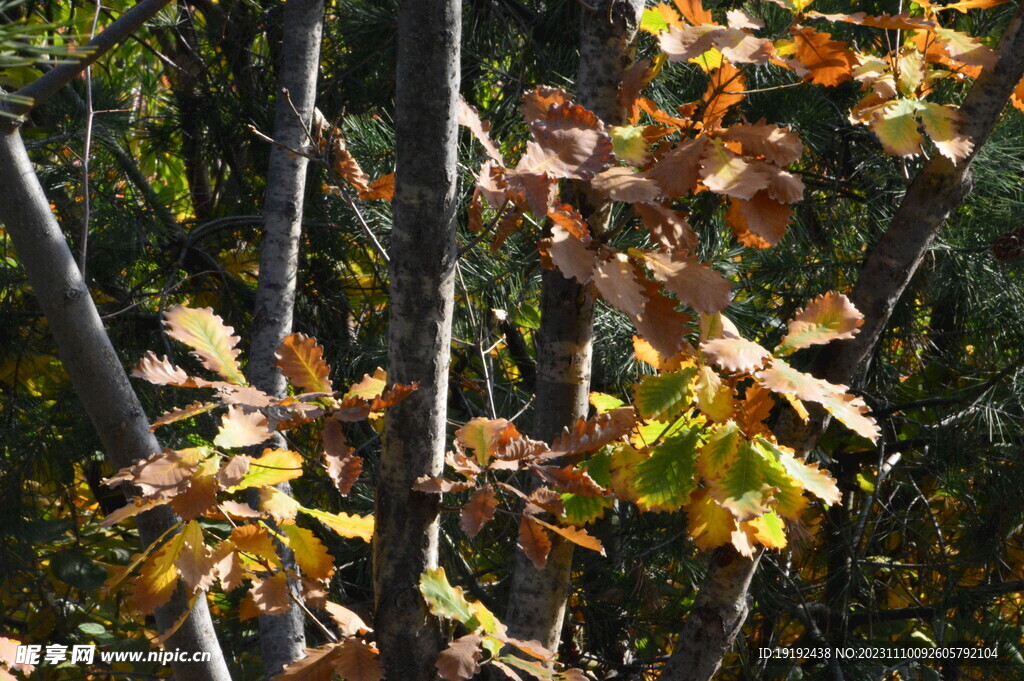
[0,128,232,681]
[658,7,1024,681]
[246,0,324,675]
[372,1,460,679]
[502,0,644,654]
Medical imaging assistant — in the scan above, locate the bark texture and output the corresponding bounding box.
[0,128,232,681]
[502,0,644,654]
[658,7,1024,681]
[372,1,460,679]
[247,0,325,674]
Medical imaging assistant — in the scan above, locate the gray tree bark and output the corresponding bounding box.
[502,0,644,654]
[0,128,232,681]
[658,6,1024,681]
[372,1,460,680]
[246,0,324,675]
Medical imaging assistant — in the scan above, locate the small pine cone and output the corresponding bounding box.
[992,229,1024,262]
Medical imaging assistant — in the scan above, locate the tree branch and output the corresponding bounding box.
[0,0,173,129]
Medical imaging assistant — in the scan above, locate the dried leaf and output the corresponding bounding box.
[699,141,771,200]
[644,136,708,198]
[790,25,857,86]
[459,97,503,163]
[214,406,274,449]
[591,167,663,203]
[436,634,483,681]
[518,515,552,569]
[640,251,732,313]
[634,203,698,252]
[517,103,613,180]
[593,254,647,318]
[700,337,771,373]
[545,225,595,284]
[529,517,605,555]
[776,292,864,355]
[460,485,499,537]
[250,573,292,616]
[323,601,371,636]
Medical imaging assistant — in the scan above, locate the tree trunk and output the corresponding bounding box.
[0,128,233,681]
[246,0,324,675]
[658,7,1024,680]
[502,0,644,654]
[372,1,460,679]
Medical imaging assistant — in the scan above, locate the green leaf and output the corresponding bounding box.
[640,7,671,34]
[697,422,741,481]
[632,429,700,512]
[710,439,774,521]
[634,368,696,421]
[758,438,841,505]
[561,493,613,525]
[78,622,107,636]
[419,567,475,625]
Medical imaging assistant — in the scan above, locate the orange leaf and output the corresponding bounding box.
[250,573,292,616]
[790,25,856,87]
[357,172,395,201]
[276,333,333,394]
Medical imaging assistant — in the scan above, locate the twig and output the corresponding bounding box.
[77,0,102,277]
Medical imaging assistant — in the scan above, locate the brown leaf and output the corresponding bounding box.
[659,25,720,63]
[216,455,250,489]
[334,639,383,681]
[703,62,746,128]
[719,121,802,166]
[700,337,771,373]
[634,203,698,252]
[170,457,220,521]
[725,193,793,248]
[211,540,245,591]
[150,401,218,431]
[521,85,572,124]
[436,634,483,681]
[593,253,647,317]
[547,203,590,240]
[517,103,613,181]
[546,225,595,284]
[323,602,371,636]
[250,573,292,616]
[272,642,346,681]
[591,167,663,203]
[276,333,333,394]
[230,524,282,567]
[413,476,476,494]
[630,279,695,359]
[133,352,209,387]
[641,252,732,314]
[214,406,274,449]
[321,420,362,495]
[175,520,216,592]
[550,408,636,456]
[459,485,499,538]
[217,384,275,408]
[518,515,552,569]
[643,136,708,198]
[530,517,606,555]
[459,97,503,163]
[699,142,771,200]
[332,139,371,193]
[218,500,260,519]
[529,464,609,497]
[107,448,198,499]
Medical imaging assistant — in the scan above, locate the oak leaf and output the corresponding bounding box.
[132,529,187,614]
[171,456,220,521]
[700,337,771,373]
[321,419,361,495]
[686,489,737,550]
[545,225,595,284]
[521,86,572,124]
[334,639,383,681]
[699,141,771,200]
[302,508,374,542]
[175,520,216,592]
[517,103,613,180]
[150,401,218,431]
[436,634,483,681]
[593,254,647,318]
[776,291,864,355]
[358,172,395,201]
[591,167,662,203]
[725,193,792,248]
[163,306,247,385]
[276,333,333,394]
[529,517,605,555]
[214,406,274,449]
[227,448,303,491]
[640,251,732,313]
[250,573,292,616]
[324,602,371,636]
[281,524,335,582]
[460,485,499,537]
[518,515,552,569]
[635,202,698,252]
[790,26,856,86]
[458,97,503,164]
[644,136,708,198]
[550,408,635,456]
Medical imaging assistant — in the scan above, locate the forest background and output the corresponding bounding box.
[1,1,1024,680]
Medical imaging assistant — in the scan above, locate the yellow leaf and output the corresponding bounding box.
[281,524,335,581]
[259,487,302,523]
[163,306,247,385]
[302,508,375,542]
[227,448,303,491]
[686,489,736,550]
[132,529,188,614]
